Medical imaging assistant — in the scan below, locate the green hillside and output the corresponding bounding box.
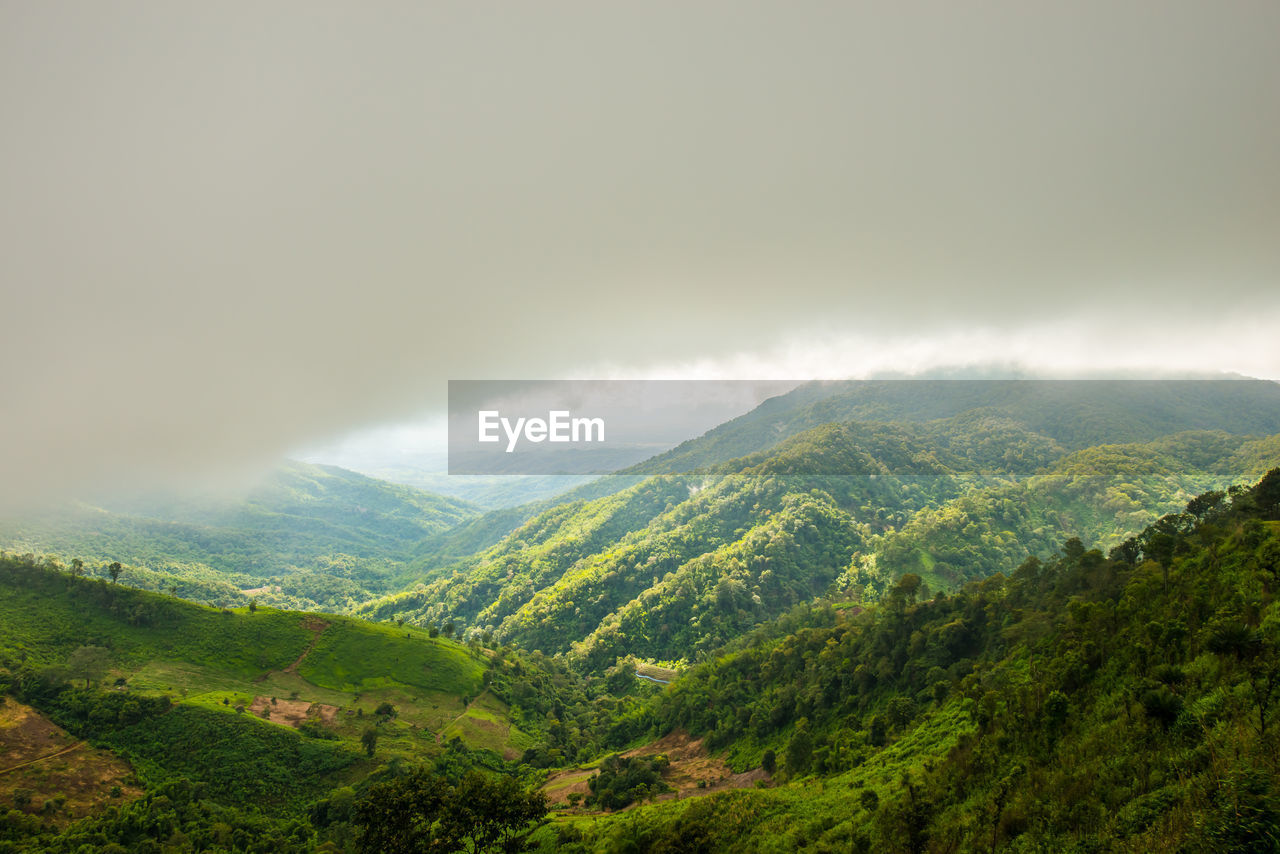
[844,431,1280,598]
[534,469,1280,852]
[0,555,646,852]
[361,421,1280,672]
[0,559,561,774]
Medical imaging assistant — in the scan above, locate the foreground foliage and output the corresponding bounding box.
[352,769,548,853]
[545,469,1280,851]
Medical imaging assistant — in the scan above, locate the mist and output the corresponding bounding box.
[2,2,1278,506]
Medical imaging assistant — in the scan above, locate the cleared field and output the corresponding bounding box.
[0,700,143,825]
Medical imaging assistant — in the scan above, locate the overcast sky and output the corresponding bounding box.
[3,1,1279,504]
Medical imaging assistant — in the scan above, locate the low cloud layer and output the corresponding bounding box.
[2,2,1278,505]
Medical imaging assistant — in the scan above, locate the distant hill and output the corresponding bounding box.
[627,378,1280,474]
[341,463,597,510]
[0,460,480,611]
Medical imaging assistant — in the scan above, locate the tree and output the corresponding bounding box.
[786,718,813,776]
[443,623,456,639]
[606,658,637,694]
[248,599,257,614]
[67,645,110,688]
[361,727,379,757]
[354,769,453,853]
[868,714,888,747]
[353,769,547,854]
[1186,490,1225,521]
[70,558,84,577]
[887,696,915,729]
[107,562,122,584]
[1044,690,1069,739]
[446,772,549,851]
[891,573,923,609]
[761,749,776,774]
[1255,467,1280,520]
[877,774,932,854]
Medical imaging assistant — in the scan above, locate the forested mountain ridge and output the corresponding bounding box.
[843,430,1280,599]
[628,378,1280,475]
[362,417,1280,670]
[9,380,1276,629]
[400,379,1280,597]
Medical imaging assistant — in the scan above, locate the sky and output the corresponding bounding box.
[2,1,1279,505]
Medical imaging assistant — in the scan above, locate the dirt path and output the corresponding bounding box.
[436,689,488,743]
[255,617,329,682]
[285,618,330,674]
[0,742,86,776]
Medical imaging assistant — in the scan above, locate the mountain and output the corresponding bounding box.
[0,460,480,611]
[358,409,1280,670]
[403,378,1280,579]
[627,378,1280,474]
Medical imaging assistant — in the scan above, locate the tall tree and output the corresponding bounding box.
[354,769,547,854]
[66,645,110,688]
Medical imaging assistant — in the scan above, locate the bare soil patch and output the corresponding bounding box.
[542,767,595,801]
[546,729,772,812]
[0,701,142,825]
[248,696,340,729]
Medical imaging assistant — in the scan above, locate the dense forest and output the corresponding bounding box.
[535,468,1280,852]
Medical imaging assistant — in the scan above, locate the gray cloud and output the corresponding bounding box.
[2,1,1279,504]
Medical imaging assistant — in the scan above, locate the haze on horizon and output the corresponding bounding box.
[2,2,1278,506]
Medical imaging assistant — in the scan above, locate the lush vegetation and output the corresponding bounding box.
[0,550,650,852]
[350,769,548,853]
[585,754,670,810]
[542,469,1280,852]
[362,421,1275,675]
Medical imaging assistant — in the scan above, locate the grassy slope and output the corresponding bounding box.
[0,562,523,770]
